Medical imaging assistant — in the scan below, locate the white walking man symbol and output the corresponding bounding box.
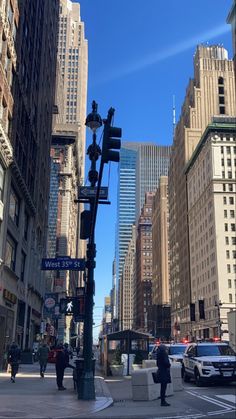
[66,301,73,312]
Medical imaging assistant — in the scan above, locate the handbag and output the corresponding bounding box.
[152,369,160,383]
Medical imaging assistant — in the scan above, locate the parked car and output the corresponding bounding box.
[149,343,188,364]
[182,342,236,386]
[167,343,188,364]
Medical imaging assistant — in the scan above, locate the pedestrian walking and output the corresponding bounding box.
[64,343,74,367]
[55,344,67,390]
[37,342,49,377]
[7,342,21,383]
[156,344,171,406]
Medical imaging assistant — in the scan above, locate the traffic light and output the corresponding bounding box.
[190,303,196,322]
[199,299,205,320]
[80,210,91,239]
[101,123,122,163]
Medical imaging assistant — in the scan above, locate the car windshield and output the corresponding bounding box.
[168,345,187,355]
[197,345,236,357]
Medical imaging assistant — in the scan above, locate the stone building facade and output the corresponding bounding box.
[168,45,235,339]
[0,0,59,366]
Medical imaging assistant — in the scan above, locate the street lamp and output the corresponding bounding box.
[77,101,121,400]
[81,101,102,400]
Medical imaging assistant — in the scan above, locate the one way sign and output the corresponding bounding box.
[78,186,108,199]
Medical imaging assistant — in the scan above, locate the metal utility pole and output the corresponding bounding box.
[78,101,121,400]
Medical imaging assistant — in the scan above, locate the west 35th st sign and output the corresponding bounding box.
[41,257,85,271]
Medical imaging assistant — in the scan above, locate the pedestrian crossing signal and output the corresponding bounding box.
[59,297,80,316]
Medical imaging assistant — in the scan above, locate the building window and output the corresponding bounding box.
[9,187,20,226]
[225,237,229,245]
[226,250,230,259]
[230,210,235,218]
[232,237,236,246]
[233,250,236,259]
[5,235,17,271]
[231,224,236,232]
[229,197,234,204]
[224,223,228,232]
[224,210,227,218]
[24,212,29,240]
[229,294,232,303]
[223,196,227,204]
[228,279,232,288]
[20,252,26,281]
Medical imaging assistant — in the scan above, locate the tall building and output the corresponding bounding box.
[186,117,236,341]
[58,0,88,179]
[168,45,236,340]
[116,143,139,327]
[136,144,171,221]
[134,192,154,331]
[152,176,170,306]
[115,142,171,328]
[121,225,136,330]
[0,0,59,366]
[45,0,88,342]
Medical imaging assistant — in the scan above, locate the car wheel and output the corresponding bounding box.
[183,367,190,382]
[195,369,203,387]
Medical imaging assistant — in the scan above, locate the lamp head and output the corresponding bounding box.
[85,100,102,133]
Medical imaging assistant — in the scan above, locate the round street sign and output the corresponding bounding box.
[44,297,56,309]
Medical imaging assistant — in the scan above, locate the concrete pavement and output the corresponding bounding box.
[0,362,235,419]
[0,362,112,419]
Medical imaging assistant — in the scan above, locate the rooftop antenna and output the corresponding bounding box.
[172,94,176,137]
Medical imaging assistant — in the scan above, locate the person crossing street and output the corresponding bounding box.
[7,342,21,383]
[37,342,50,378]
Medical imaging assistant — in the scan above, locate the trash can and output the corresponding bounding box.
[75,358,96,399]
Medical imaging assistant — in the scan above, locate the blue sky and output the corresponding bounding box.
[76,0,233,340]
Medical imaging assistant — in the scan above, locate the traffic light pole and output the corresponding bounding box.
[81,126,101,400]
[80,103,121,400]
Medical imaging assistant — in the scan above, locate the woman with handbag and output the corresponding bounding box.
[156,344,171,406]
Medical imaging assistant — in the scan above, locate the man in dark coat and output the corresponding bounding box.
[7,342,21,383]
[37,342,49,377]
[156,344,171,406]
[55,344,67,390]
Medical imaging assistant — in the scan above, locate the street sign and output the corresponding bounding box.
[78,186,108,199]
[41,257,86,271]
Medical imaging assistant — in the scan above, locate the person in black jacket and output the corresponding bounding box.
[7,342,21,383]
[55,344,67,390]
[156,344,171,406]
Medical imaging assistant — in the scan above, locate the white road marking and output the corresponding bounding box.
[216,394,236,404]
[187,390,234,410]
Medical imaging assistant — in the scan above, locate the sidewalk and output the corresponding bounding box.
[0,362,112,419]
[1,362,235,419]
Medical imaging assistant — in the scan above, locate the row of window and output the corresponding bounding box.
[222,171,235,179]
[224,223,236,232]
[221,146,236,154]
[224,209,235,218]
[223,196,235,204]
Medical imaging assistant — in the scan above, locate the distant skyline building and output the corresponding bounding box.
[115,142,171,327]
[136,144,171,222]
[134,192,154,331]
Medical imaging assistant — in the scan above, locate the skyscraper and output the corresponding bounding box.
[45,0,88,341]
[136,144,171,222]
[58,0,88,179]
[115,142,171,327]
[168,45,236,339]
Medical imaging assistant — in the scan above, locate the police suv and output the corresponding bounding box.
[182,342,236,386]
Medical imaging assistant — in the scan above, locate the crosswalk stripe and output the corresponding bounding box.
[216,395,236,404]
